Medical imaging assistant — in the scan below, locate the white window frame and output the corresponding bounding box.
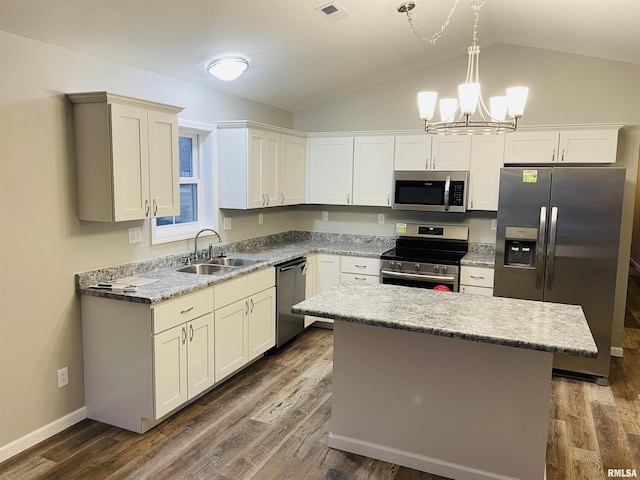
[151,120,218,245]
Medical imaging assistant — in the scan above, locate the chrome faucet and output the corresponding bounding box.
[194,228,221,261]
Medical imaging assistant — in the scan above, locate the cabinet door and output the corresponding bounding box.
[214,299,248,382]
[340,273,379,284]
[468,136,505,211]
[153,324,188,419]
[186,313,215,398]
[353,136,394,207]
[148,110,180,218]
[110,103,150,221]
[247,129,279,209]
[431,136,471,171]
[308,137,354,205]
[316,254,341,292]
[279,134,306,205]
[394,135,430,171]
[460,285,494,296]
[558,129,618,164]
[504,131,559,164]
[248,287,276,360]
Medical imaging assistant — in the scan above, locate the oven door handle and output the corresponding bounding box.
[381,270,456,283]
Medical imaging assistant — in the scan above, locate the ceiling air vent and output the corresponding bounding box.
[315,1,350,23]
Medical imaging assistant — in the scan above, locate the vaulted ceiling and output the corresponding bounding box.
[1,0,638,111]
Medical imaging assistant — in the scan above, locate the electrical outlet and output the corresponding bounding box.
[491,218,497,231]
[128,226,142,244]
[322,211,329,221]
[57,367,69,388]
[258,213,263,224]
[223,217,232,230]
[378,213,385,224]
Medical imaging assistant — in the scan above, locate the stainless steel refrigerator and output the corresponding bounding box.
[494,167,625,383]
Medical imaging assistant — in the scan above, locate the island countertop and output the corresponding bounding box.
[293,282,597,358]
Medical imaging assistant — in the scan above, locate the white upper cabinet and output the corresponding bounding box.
[468,135,505,211]
[218,122,306,209]
[308,137,355,205]
[394,135,431,170]
[504,128,620,164]
[68,92,183,222]
[394,135,471,171]
[279,134,307,205]
[308,135,394,206]
[353,136,394,207]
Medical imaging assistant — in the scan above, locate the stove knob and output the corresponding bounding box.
[433,265,440,273]
[415,264,421,271]
[396,262,402,270]
[441,266,448,274]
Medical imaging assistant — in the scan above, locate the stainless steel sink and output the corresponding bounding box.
[207,257,261,267]
[177,264,234,275]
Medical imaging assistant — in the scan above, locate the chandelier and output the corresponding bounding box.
[397,0,528,135]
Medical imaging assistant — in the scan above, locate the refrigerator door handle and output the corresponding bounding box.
[536,207,547,289]
[443,175,451,211]
[546,206,559,289]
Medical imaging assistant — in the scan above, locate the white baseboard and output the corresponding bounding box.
[0,407,86,463]
[611,346,624,358]
[328,433,519,480]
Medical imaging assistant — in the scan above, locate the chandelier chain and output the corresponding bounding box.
[403,0,460,46]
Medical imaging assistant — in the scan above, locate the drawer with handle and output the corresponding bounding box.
[460,266,495,288]
[341,256,381,275]
[152,288,214,334]
[340,272,380,285]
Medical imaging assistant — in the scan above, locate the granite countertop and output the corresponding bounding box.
[76,236,392,304]
[461,242,496,267]
[292,282,597,358]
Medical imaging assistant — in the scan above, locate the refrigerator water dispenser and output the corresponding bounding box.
[504,227,537,267]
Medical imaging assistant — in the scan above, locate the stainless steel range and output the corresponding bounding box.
[380,224,469,292]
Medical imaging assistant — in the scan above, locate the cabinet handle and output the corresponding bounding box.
[387,194,390,206]
[560,148,565,162]
[145,200,150,217]
[426,158,429,170]
[189,324,194,342]
[265,193,269,206]
[551,149,556,162]
[180,306,194,314]
[355,264,367,269]
[153,199,158,216]
[354,276,367,281]
[433,157,436,169]
[470,275,485,280]
[262,194,266,206]
[281,193,285,205]
[181,326,187,345]
[245,301,249,315]
[250,298,254,313]
[347,193,350,204]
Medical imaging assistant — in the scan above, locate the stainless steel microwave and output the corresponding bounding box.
[392,171,468,212]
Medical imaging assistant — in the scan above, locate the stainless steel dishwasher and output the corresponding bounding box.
[275,257,307,347]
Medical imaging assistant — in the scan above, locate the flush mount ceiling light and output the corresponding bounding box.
[398,0,529,135]
[207,57,249,81]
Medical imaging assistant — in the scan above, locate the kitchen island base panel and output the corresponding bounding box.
[330,321,553,480]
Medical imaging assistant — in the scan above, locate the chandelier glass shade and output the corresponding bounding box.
[399,0,529,135]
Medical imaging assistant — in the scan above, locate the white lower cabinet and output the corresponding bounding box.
[81,267,276,434]
[153,312,214,419]
[460,265,495,296]
[214,268,276,382]
[340,255,381,284]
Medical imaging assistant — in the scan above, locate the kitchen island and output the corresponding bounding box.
[293,283,597,480]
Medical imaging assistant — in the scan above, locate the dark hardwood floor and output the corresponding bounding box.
[2,276,639,480]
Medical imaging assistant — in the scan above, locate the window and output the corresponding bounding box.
[151,122,217,245]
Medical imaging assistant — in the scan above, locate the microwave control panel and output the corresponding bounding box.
[450,181,465,206]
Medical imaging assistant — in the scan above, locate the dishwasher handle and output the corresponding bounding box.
[277,257,307,273]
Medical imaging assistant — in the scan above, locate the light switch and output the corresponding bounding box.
[223,217,232,230]
[322,211,329,221]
